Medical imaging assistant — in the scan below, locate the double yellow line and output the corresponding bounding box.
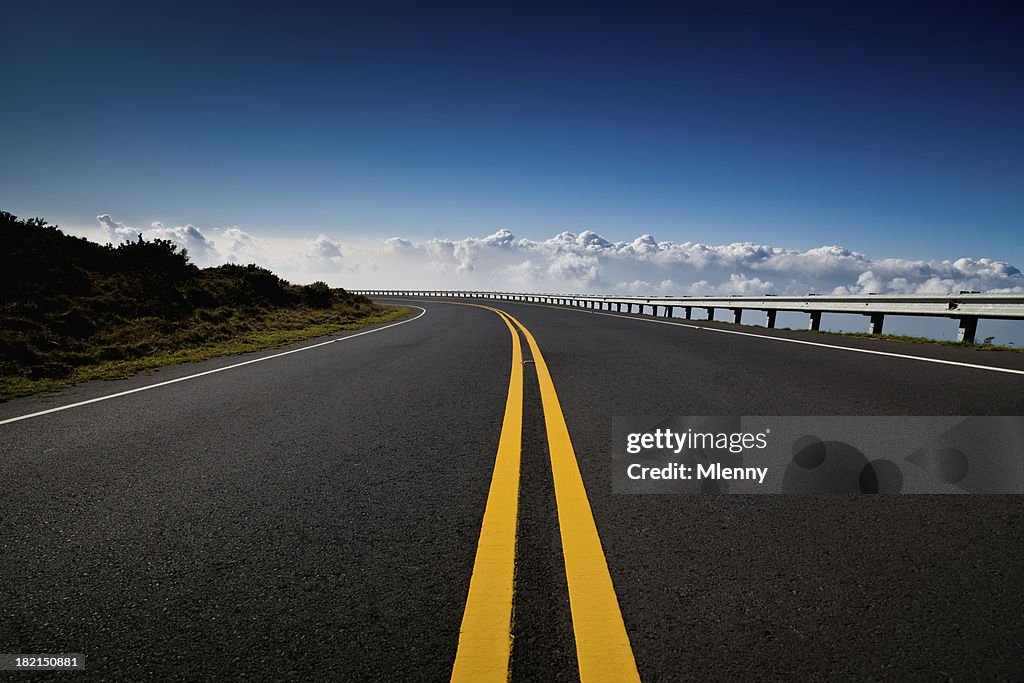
[451,305,640,683]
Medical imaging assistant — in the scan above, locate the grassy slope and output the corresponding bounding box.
[0,305,411,401]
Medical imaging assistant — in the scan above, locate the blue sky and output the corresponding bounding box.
[2,0,1021,261]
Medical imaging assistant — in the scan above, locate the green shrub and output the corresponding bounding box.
[301,281,333,308]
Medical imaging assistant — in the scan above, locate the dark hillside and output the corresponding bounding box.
[1,211,399,399]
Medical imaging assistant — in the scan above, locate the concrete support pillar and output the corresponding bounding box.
[766,310,777,329]
[664,305,674,318]
[684,307,692,320]
[956,316,978,344]
[706,307,715,321]
[809,311,822,331]
[732,308,743,324]
[868,313,885,335]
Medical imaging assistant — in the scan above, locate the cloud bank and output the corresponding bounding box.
[86,216,1024,296]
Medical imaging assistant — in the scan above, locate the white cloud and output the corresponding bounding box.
[308,234,343,264]
[215,227,264,264]
[97,213,140,243]
[84,217,1024,295]
[98,214,218,265]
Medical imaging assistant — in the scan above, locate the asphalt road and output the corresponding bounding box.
[2,298,1023,680]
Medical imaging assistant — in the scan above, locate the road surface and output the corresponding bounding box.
[2,298,1023,680]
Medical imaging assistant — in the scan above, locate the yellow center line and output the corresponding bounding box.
[503,310,641,683]
[441,300,639,682]
[451,306,523,682]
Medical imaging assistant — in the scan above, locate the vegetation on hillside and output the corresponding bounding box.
[1,211,404,400]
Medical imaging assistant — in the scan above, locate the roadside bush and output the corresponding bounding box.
[301,281,333,308]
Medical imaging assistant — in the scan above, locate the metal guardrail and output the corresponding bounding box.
[351,290,1024,343]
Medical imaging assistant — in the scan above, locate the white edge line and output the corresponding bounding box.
[408,298,1024,377]
[0,306,428,426]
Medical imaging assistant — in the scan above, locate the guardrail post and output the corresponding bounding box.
[766,310,777,329]
[732,308,743,324]
[868,313,885,335]
[808,311,822,331]
[956,316,978,343]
